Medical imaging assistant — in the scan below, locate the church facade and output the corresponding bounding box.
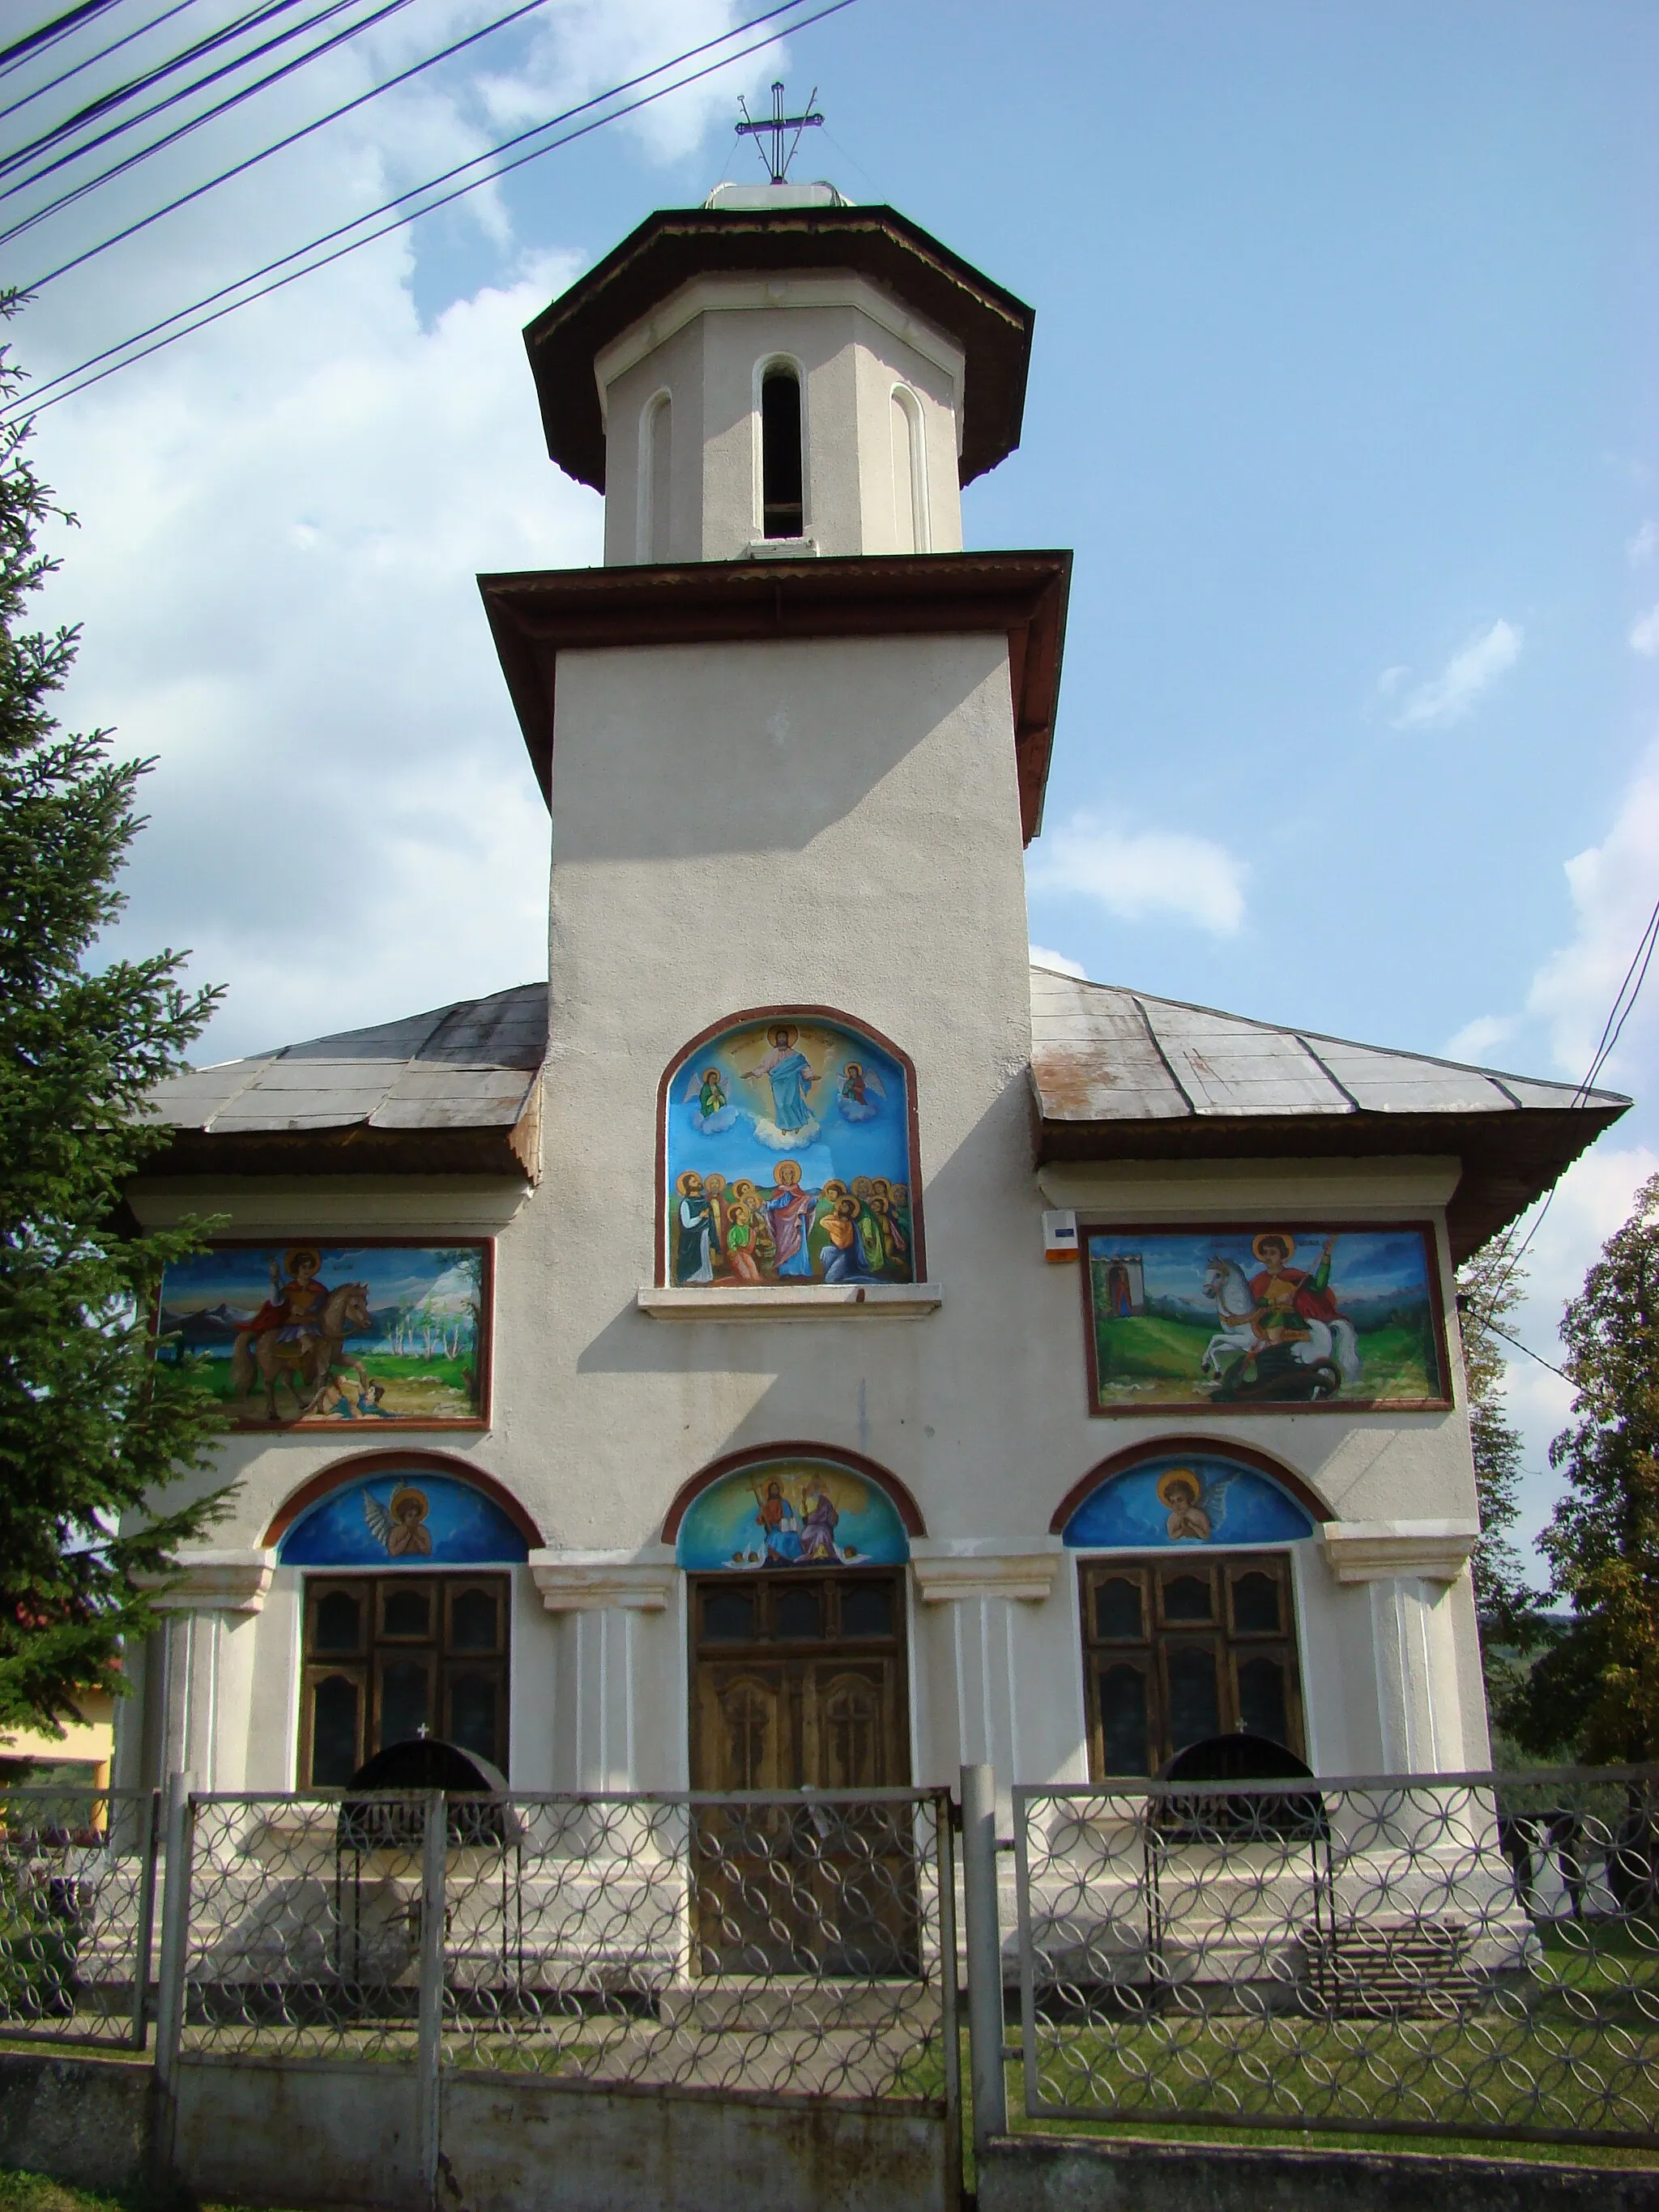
[119,181,1626,1810]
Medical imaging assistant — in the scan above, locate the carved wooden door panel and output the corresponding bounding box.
[689,1574,913,1973]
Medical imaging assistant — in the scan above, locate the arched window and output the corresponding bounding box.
[1056,1447,1316,1779]
[640,390,672,562]
[760,363,804,539]
[889,386,928,554]
[661,1011,920,1287]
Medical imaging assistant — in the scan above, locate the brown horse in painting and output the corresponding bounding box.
[231,1281,374,1421]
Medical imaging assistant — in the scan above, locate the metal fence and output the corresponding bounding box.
[1009,1769,1659,2150]
[176,1787,957,2105]
[0,1787,160,2048]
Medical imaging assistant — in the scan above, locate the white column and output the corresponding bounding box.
[147,1549,275,1788]
[1320,1521,1478,1775]
[529,1557,674,1792]
[912,1554,1059,1809]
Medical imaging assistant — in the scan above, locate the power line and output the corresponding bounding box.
[1471,884,1659,1347]
[6,0,558,277]
[1,0,316,183]
[1,0,417,228]
[0,0,199,126]
[0,0,127,82]
[5,0,845,421]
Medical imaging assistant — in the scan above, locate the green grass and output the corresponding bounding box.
[0,2172,298,2212]
[202,1349,478,1419]
[1092,1314,1438,1405]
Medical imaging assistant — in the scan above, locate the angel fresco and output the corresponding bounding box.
[363,1483,433,1558]
[663,1017,918,1289]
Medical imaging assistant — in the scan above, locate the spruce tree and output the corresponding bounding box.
[1503,1174,1659,1762]
[0,320,229,1737]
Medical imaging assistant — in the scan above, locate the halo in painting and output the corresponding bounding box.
[676,1460,911,1572]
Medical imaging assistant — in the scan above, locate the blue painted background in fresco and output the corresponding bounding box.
[677,1463,911,1571]
[279,1473,529,1566]
[1063,1455,1315,1549]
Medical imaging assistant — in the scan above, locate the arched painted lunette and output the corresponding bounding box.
[1048,1437,1332,1538]
[662,1441,925,1544]
[1056,1441,1323,1551]
[263,1448,544,1550]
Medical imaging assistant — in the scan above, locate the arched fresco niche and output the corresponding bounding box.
[676,1458,912,1572]
[1060,1449,1316,1550]
[661,1012,919,1288]
[276,1465,531,1566]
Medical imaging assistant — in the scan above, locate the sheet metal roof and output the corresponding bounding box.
[147,985,547,1178]
[143,970,1629,1247]
[1030,968,1630,1259]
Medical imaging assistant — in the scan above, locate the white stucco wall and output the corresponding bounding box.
[598,279,965,561]
[126,629,1491,1799]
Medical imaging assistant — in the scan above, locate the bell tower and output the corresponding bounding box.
[478,176,1072,1579]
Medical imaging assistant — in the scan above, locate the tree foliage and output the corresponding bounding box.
[1500,1174,1659,1762]
[1455,1242,1543,1728]
[0,319,229,1737]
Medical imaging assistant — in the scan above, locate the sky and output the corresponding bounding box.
[6,0,1658,1565]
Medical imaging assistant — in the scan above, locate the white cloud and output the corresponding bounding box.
[1392,619,1523,729]
[12,1,789,1065]
[1441,1014,1516,1065]
[1630,521,1658,565]
[1029,944,1086,978]
[1026,815,1248,936]
[1631,603,1659,657]
[1525,737,1659,1081]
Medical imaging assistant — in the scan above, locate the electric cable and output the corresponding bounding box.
[2,0,558,270]
[0,0,198,127]
[3,0,846,420]
[1,0,419,226]
[0,1,128,83]
[1,0,323,183]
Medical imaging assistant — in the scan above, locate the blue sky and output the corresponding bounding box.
[8,0,1657,1561]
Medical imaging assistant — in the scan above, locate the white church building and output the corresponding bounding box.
[120,181,1625,1809]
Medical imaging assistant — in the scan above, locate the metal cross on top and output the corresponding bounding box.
[736,80,823,184]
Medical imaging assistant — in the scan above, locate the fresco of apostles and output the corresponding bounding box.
[665,1016,916,1288]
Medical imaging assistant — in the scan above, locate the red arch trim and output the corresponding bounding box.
[661,1442,927,1544]
[262,1448,545,1550]
[655,1004,928,1286]
[1047,1435,1333,1538]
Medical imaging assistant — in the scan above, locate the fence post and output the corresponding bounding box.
[129,1788,162,2052]
[416,1789,447,2212]
[150,1771,195,2184]
[960,1762,1007,2150]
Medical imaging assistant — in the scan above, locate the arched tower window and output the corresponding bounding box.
[760,364,804,539]
[660,1010,921,1287]
[639,390,672,563]
[889,386,928,554]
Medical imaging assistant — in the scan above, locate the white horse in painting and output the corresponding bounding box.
[1200,1256,1362,1385]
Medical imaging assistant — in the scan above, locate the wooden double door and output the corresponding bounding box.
[689,1570,915,1974]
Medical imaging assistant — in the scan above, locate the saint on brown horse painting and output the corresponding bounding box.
[231,1281,374,1422]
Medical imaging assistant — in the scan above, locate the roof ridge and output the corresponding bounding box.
[1028,964,1631,1108]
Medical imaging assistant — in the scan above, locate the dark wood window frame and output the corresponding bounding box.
[1077,1552,1306,1779]
[299,1571,510,1786]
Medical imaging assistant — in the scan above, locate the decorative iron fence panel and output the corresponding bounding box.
[1011,1770,1659,2150]
[0,1787,160,2048]
[176,1787,957,2108]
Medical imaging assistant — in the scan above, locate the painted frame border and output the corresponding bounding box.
[654,1004,928,1289]
[1078,1218,1453,1418]
[155,1235,496,1432]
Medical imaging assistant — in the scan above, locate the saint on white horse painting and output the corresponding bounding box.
[1083,1223,1449,1415]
